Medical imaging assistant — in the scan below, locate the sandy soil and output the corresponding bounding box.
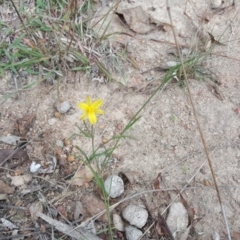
[1,0,240,239]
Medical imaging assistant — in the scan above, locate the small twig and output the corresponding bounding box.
[13,74,19,99]
[0,204,27,210]
[9,0,30,37]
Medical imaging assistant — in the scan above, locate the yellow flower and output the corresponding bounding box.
[77,96,104,125]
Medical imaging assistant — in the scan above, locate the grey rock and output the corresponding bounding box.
[113,213,124,231]
[125,226,142,240]
[211,0,222,8]
[166,201,188,237]
[104,175,124,198]
[56,101,70,114]
[212,231,220,240]
[122,205,148,228]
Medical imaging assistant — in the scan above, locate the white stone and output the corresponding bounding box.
[56,101,70,114]
[30,161,41,173]
[113,213,124,231]
[125,226,142,240]
[166,201,188,236]
[104,175,124,198]
[122,205,148,228]
[211,0,222,8]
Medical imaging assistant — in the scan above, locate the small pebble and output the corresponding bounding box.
[56,140,64,148]
[166,61,178,67]
[104,175,124,198]
[30,162,41,173]
[113,214,124,232]
[54,111,61,118]
[56,101,70,114]
[125,226,143,240]
[211,0,222,8]
[64,138,71,146]
[67,155,75,162]
[122,205,148,228]
[14,169,22,176]
[102,137,108,144]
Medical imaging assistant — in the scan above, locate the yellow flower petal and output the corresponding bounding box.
[86,96,92,105]
[92,99,103,109]
[95,109,104,115]
[88,113,97,125]
[78,102,89,111]
[80,112,88,120]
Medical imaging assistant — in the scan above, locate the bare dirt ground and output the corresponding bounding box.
[1,0,240,239]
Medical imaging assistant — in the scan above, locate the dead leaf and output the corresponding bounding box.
[81,220,96,235]
[74,201,85,221]
[81,194,107,222]
[203,179,212,186]
[10,174,32,187]
[68,164,96,186]
[232,232,240,240]
[119,170,140,185]
[207,32,226,46]
[116,6,154,34]
[0,149,29,169]
[153,172,162,190]
[29,201,43,221]
[37,212,103,240]
[0,180,14,194]
[97,233,110,240]
[14,114,36,137]
[208,84,224,101]
[56,204,68,219]
[149,16,172,32]
[22,38,35,48]
[0,134,20,145]
[37,155,57,174]
[0,194,8,200]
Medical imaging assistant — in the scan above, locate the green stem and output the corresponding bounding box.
[91,125,95,152]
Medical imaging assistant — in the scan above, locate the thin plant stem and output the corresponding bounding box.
[91,124,95,152]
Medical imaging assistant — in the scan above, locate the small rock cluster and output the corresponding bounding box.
[104,175,148,240]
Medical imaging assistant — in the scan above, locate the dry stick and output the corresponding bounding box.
[10,0,30,38]
[166,1,231,239]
